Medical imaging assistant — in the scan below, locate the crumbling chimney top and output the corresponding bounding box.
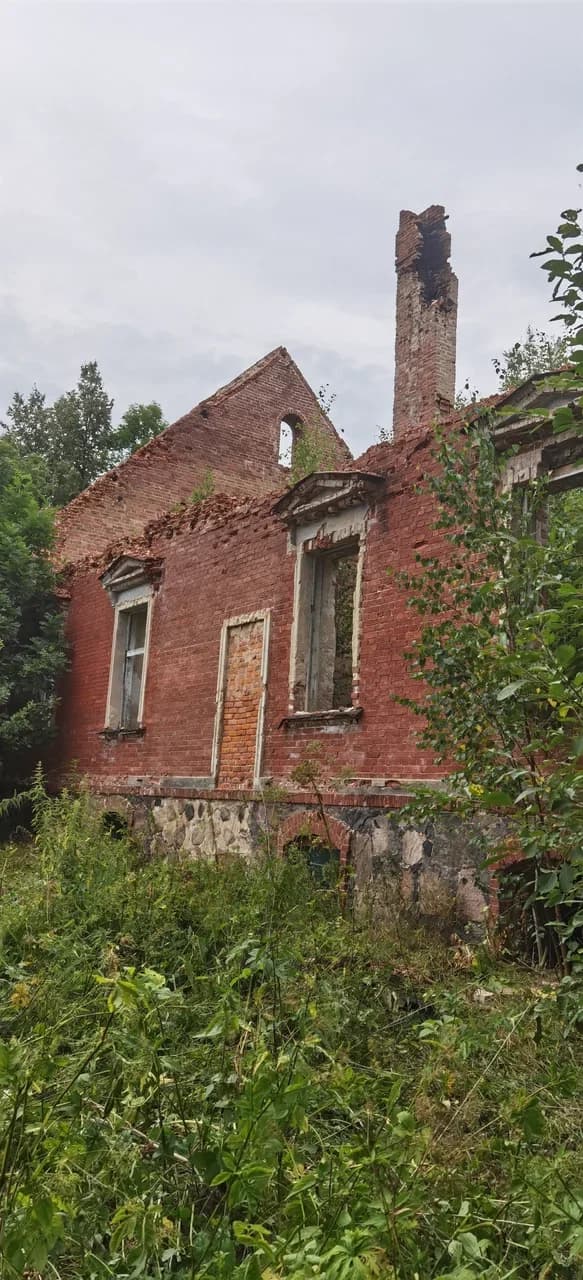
[392,204,458,440]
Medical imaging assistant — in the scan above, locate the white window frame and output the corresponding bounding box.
[288,506,367,715]
[104,583,154,731]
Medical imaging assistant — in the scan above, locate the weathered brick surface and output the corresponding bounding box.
[56,348,349,566]
[53,429,447,792]
[218,619,264,785]
[392,206,458,440]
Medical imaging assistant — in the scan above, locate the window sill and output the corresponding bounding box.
[279,707,363,729]
[99,726,146,741]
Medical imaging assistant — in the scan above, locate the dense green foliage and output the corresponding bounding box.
[0,445,65,789]
[109,403,167,461]
[0,785,582,1277]
[2,368,167,506]
[397,426,583,980]
[455,326,568,409]
[3,364,114,506]
[492,325,569,391]
[398,181,583,996]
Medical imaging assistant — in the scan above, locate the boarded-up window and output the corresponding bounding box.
[217,617,267,785]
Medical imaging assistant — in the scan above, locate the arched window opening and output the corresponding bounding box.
[278,414,304,470]
[278,421,294,468]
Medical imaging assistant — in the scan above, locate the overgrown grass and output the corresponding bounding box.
[0,787,582,1277]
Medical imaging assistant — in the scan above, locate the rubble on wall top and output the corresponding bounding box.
[61,489,278,580]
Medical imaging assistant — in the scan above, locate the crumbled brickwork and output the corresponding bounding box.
[53,429,446,790]
[392,206,458,440]
[56,347,349,566]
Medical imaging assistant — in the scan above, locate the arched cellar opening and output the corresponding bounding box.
[284,834,340,887]
[102,810,130,840]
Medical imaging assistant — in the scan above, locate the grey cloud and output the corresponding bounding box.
[1,2,582,456]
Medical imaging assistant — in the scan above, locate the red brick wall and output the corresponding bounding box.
[53,430,448,792]
[56,348,349,566]
[218,619,264,785]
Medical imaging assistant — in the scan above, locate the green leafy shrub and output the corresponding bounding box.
[0,784,582,1276]
[0,444,66,793]
[394,175,583,1012]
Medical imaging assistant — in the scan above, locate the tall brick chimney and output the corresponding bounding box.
[392,204,458,440]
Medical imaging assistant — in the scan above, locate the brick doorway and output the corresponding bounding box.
[212,612,270,787]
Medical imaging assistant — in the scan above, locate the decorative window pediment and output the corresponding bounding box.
[272,471,384,526]
[100,556,161,602]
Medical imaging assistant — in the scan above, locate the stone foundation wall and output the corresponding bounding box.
[98,792,500,933]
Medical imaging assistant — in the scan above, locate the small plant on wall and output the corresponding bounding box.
[189,468,215,504]
[288,420,339,486]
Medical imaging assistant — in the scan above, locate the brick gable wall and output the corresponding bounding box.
[56,348,349,566]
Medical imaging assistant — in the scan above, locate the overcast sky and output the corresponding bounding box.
[1,1,582,457]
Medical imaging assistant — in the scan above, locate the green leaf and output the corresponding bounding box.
[481,789,513,809]
[458,1231,483,1259]
[556,644,576,669]
[515,1096,545,1142]
[559,862,575,893]
[497,680,526,701]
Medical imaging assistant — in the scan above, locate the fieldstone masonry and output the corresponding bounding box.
[99,793,492,932]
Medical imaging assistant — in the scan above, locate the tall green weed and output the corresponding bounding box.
[0,787,582,1277]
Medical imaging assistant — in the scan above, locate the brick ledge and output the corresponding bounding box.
[90,781,414,809]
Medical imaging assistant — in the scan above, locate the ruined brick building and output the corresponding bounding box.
[53,206,582,923]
